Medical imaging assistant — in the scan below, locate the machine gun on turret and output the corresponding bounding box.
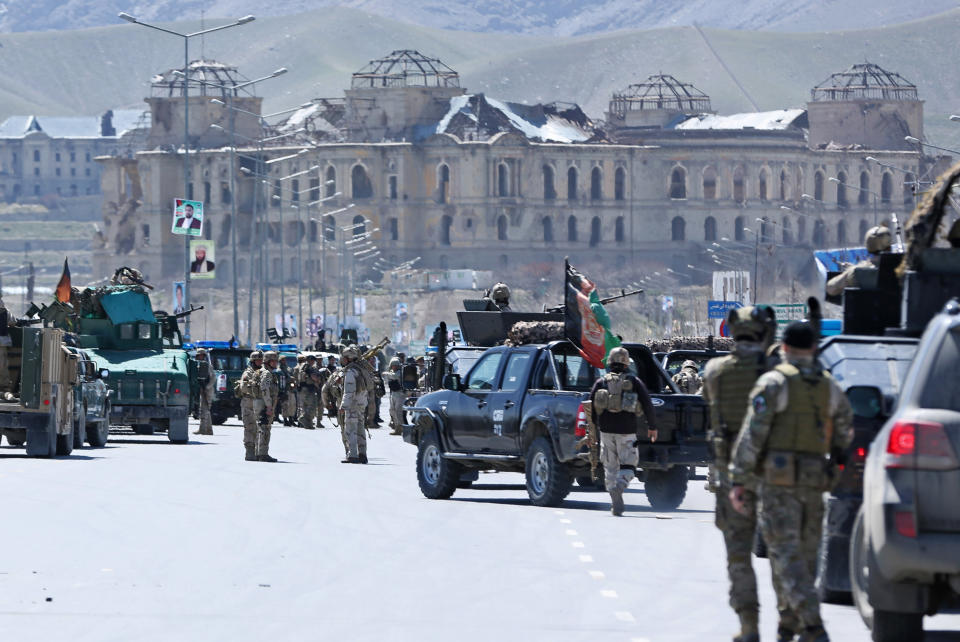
[544,287,643,314]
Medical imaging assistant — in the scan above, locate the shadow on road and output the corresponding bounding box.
[106,439,212,446]
[0,453,103,460]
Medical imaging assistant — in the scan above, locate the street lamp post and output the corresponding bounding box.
[118,11,254,341]
[828,177,879,225]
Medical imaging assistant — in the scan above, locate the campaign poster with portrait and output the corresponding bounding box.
[189,239,215,280]
[171,199,204,236]
[172,281,186,323]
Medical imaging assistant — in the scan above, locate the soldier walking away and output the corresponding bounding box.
[299,367,322,430]
[339,345,370,464]
[257,351,282,462]
[193,348,215,435]
[729,321,853,642]
[589,346,658,516]
[384,357,405,434]
[825,225,891,296]
[238,350,264,461]
[672,359,703,394]
[702,306,777,642]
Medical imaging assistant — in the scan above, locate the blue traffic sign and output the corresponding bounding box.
[708,300,742,319]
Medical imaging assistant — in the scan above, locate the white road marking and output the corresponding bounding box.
[554,510,565,515]
[589,570,605,579]
[615,611,636,622]
[601,589,618,599]
[578,554,593,563]
[565,529,578,536]
[571,541,585,548]
[559,518,572,524]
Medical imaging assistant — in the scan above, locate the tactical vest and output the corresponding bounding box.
[239,367,260,399]
[766,363,832,455]
[346,363,369,392]
[594,373,639,414]
[711,354,765,438]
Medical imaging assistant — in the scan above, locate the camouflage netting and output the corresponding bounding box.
[646,336,733,352]
[898,160,960,277]
[506,321,565,345]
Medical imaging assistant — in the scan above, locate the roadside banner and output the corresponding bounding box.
[189,239,215,279]
[171,199,204,236]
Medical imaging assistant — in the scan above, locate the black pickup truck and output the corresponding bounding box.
[403,340,708,508]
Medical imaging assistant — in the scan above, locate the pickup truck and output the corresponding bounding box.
[403,340,709,509]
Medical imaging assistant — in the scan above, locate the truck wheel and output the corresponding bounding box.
[644,466,688,510]
[87,411,110,448]
[168,418,189,443]
[525,436,573,507]
[133,424,155,435]
[73,405,87,450]
[7,435,24,447]
[416,432,460,499]
[55,430,74,456]
[872,610,923,642]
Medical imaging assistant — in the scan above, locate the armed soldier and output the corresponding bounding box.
[701,306,776,642]
[293,354,307,420]
[370,355,385,426]
[826,225,891,296]
[321,361,342,435]
[383,357,405,434]
[0,295,12,393]
[238,350,264,461]
[672,359,703,394]
[279,356,298,426]
[257,351,282,462]
[193,347,215,436]
[299,367,322,430]
[485,282,512,311]
[589,346,658,516]
[729,321,854,642]
[339,345,371,464]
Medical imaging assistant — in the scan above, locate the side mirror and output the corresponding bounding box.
[442,373,462,391]
[846,385,884,419]
[99,369,110,380]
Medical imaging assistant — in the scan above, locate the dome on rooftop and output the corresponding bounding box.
[351,50,460,89]
[811,62,918,102]
[609,74,712,118]
[150,60,255,98]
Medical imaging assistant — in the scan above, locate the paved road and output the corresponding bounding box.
[2,408,959,642]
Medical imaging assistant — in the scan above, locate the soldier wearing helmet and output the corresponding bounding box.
[383,356,406,434]
[339,345,372,463]
[671,359,703,395]
[589,345,659,517]
[193,347,215,436]
[239,350,265,461]
[701,305,777,642]
[256,350,281,462]
[826,225,892,296]
[486,282,512,312]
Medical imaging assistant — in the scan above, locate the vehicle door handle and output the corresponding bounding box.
[477,401,486,408]
[503,401,515,408]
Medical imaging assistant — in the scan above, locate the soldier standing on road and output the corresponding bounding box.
[339,345,370,464]
[193,348,215,436]
[279,356,298,427]
[239,350,264,461]
[257,351,282,462]
[293,354,307,421]
[0,295,13,393]
[383,357,405,434]
[702,306,776,642]
[729,321,853,642]
[590,346,658,517]
[299,367,322,430]
[672,359,703,394]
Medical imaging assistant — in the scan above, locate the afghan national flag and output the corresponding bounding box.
[563,260,621,368]
[55,258,71,303]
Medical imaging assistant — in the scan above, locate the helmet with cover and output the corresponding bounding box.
[681,359,698,371]
[249,350,264,361]
[341,345,360,361]
[864,225,892,254]
[491,282,511,303]
[726,305,777,345]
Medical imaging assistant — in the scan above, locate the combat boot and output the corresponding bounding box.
[609,487,624,516]
[776,624,797,642]
[244,445,256,461]
[341,456,361,464]
[733,610,759,642]
[795,625,829,642]
[258,452,278,463]
[358,453,368,464]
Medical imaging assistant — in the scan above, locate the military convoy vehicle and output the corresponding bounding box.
[190,341,248,424]
[0,326,80,457]
[66,346,112,448]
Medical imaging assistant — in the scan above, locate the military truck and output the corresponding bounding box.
[0,326,79,457]
[66,346,112,449]
[39,285,193,443]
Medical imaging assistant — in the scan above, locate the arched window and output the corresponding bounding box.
[903,173,916,206]
[837,220,847,246]
[836,171,848,208]
[323,215,335,241]
[543,165,556,200]
[703,166,717,200]
[669,166,686,199]
[437,164,450,204]
[859,171,870,205]
[760,217,771,243]
[733,166,745,203]
[780,169,789,201]
[497,163,509,197]
[671,216,686,241]
[814,171,824,202]
[590,167,602,200]
[615,216,625,242]
[497,215,508,241]
[614,167,626,201]
[813,219,826,246]
[859,219,869,242]
[782,217,793,245]
[325,166,336,197]
[351,165,373,199]
[759,169,768,201]
[352,215,365,237]
[735,216,745,241]
[567,215,578,242]
[542,216,554,242]
[589,216,601,246]
[704,216,717,241]
[881,172,893,204]
[567,167,578,200]
[797,217,806,243]
[440,215,452,245]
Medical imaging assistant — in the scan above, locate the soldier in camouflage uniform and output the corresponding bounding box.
[257,351,281,462]
[293,354,307,419]
[298,367,322,430]
[279,356,298,426]
[339,345,370,463]
[672,359,703,394]
[193,348,216,435]
[702,306,776,642]
[239,350,264,461]
[383,357,405,434]
[730,322,853,642]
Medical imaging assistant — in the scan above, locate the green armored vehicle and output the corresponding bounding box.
[42,283,194,443]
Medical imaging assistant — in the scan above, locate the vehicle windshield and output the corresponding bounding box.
[211,353,245,370]
[919,328,960,411]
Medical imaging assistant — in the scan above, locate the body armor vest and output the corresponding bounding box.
[766,363,832,455]
[711,354,765,439]
[594,372,638,414]
[346,362,370,392]
[239,367,260,399]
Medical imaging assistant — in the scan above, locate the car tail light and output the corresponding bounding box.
[217,373,227,392]
[575,403,588,438]
[885,420,960,470]
[894,510,917,538]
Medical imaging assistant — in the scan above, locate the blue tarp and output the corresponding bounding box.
[814,247,870,272]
